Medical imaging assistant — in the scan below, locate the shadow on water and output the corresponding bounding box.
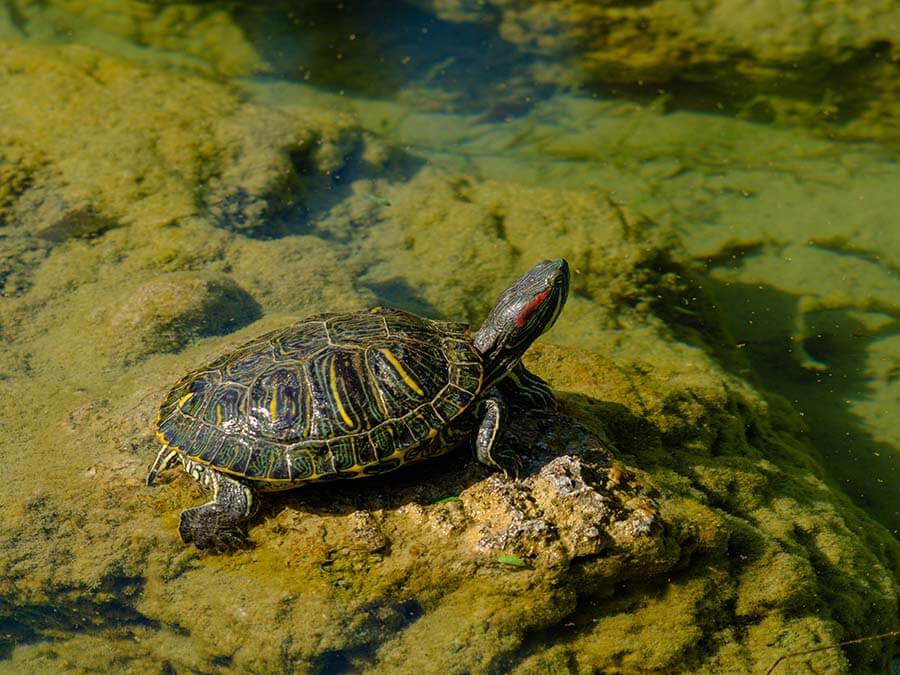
[0,577,158,660]
[706,276,899,533]
[363,277,444,320]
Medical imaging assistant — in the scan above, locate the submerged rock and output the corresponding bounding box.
[35,205,121,242]
[412,0,900,141]
[107,272,261,363]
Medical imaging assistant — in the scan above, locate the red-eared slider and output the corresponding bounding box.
[149,259,569,550]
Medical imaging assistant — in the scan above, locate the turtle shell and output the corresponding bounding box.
[156,308,484,486]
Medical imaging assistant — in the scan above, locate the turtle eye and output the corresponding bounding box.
[515,289,551,328]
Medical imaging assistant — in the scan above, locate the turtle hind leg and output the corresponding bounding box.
[178,462,258,552]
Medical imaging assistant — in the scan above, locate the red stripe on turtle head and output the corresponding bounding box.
[515,289,551,328]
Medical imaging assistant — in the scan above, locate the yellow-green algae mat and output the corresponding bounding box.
[0,42,897,673]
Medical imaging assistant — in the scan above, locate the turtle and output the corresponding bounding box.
[148,259,569,550]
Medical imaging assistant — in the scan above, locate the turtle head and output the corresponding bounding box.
[473,259,569,387]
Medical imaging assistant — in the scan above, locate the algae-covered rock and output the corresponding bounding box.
[0,39,896,675]
[0,41,359,236]
[106,272,260,363]
[9,0,265,77]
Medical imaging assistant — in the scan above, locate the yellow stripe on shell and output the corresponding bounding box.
[329,357,355,429]
[379,348,425,396]
[177,392,193,410]
[269,388,278,424]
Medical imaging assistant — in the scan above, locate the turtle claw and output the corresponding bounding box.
[493,447,524,481]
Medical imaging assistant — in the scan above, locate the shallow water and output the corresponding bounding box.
[1,1,898,672]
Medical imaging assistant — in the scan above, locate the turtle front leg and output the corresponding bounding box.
[498,362,556,410]
[178,460,257,552]
[474,395,522,479]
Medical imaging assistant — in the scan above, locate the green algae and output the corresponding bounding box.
[496,555,527,567]
[431,495,461,505]
[0,9,897,675]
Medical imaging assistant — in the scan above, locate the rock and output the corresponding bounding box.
[107,271,260,362]
[347,511,389,553]
[457,408,661,569]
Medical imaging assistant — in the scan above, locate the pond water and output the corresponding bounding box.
[0,1,897,672]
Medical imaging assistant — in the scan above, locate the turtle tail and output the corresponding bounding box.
[147,445,180,486]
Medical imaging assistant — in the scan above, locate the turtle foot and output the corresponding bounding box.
[175,466,257,552]
[178,506,252,553]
